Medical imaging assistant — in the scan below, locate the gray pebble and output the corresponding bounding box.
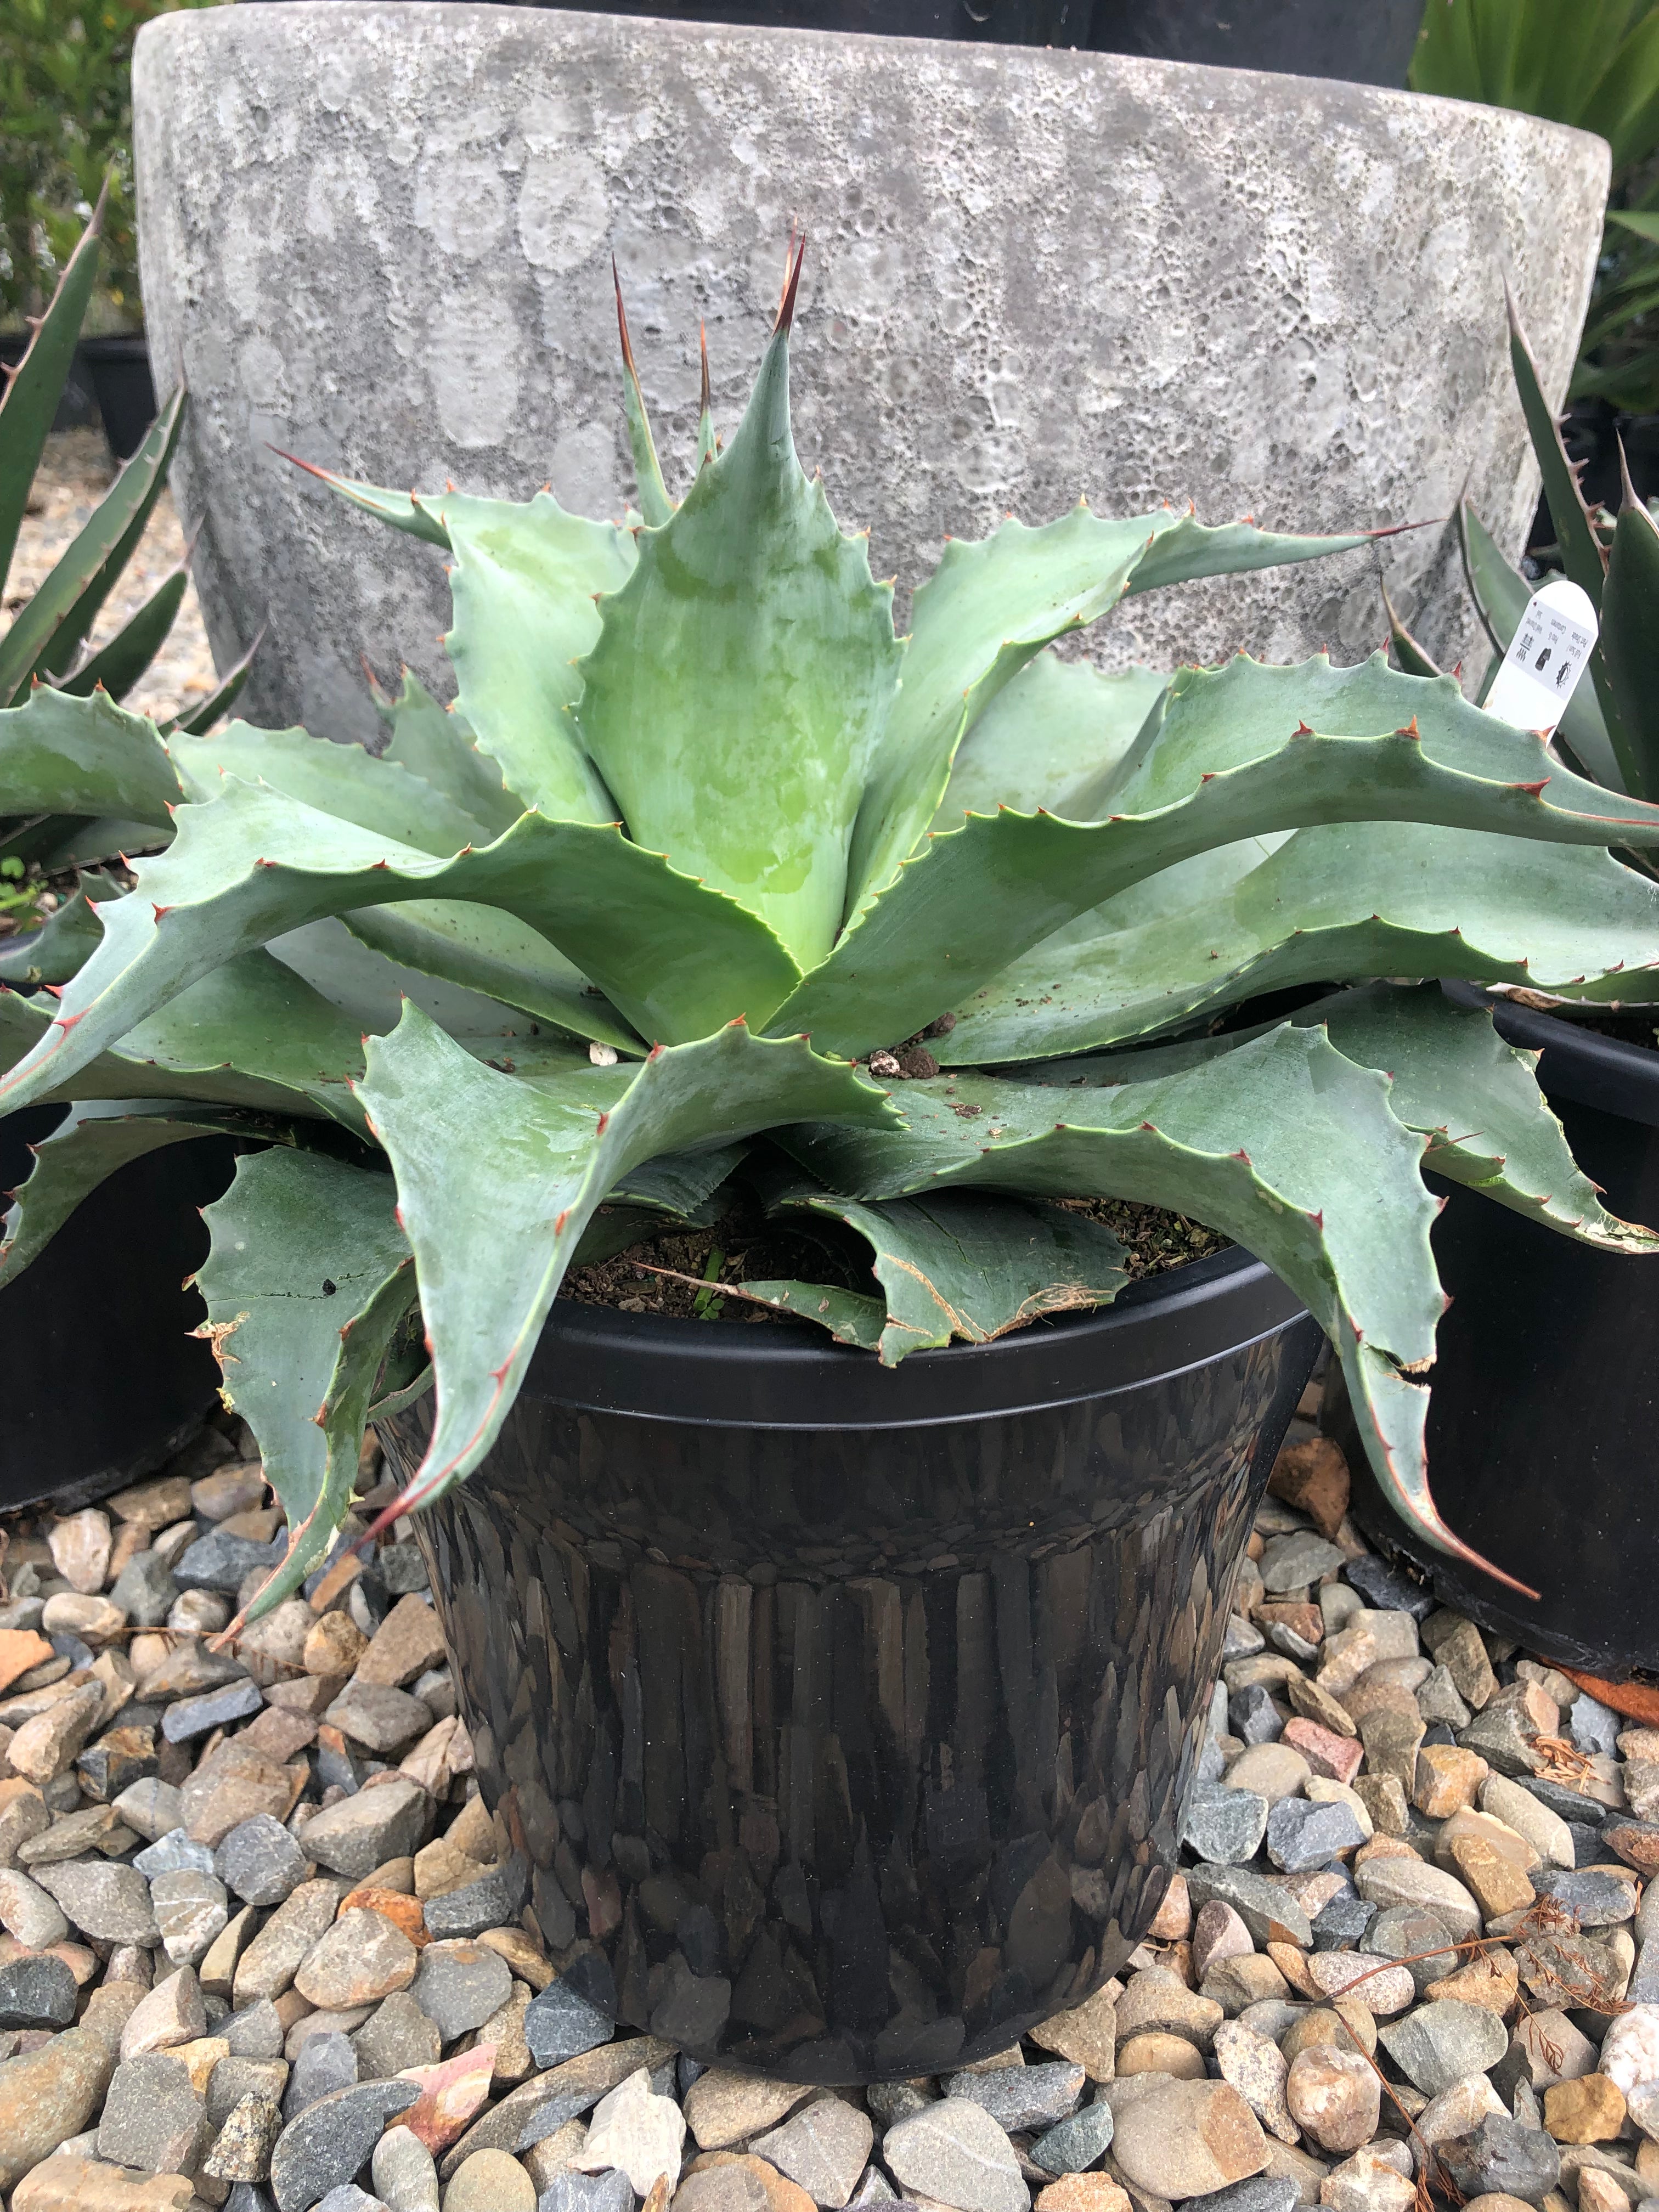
[109,1550,179,1627]
[227,1999,289,2059]
[1182,1786,1269,1866]
[1571,1694,1621,1758]
[163,1678,266,1743]
[1343,1555,1435,1618]
[98,2049,212,2176]
[284,2030,360,2120]
[1531,1867,1637,1926]
[1267,1796,1369,1874]
[944,2061,1084,2132]
[1312,1893,1376,1951]
[0,1951,78,2028]
[134,1827,217,1880]
[1184,2180,1302,2212]
[316,2191,390,2212]
[411,1942,514,2042]
[1260,1532,1345,1591]
[217,1813,311,1907]
[356,1988,443,2079]
[1031,2101,1115,2176]
[421,1853,531,1942]
[523,1976,616,2070]
[373,2124,441,2212]
[1229,1685,1284,1746]
[1436,2113,1561,2205]
[1378,1999,1509,2096]
[538,2176,635,2212]
[175,1528,287,1593]
[268,2079,420,2212]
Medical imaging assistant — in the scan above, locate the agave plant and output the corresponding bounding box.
[1392,290,1659,818]
[0,189,255,911]
[6,244,1659,1624]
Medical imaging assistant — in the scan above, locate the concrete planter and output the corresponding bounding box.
[134,3,1606,741]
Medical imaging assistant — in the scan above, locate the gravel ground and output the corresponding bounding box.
[4,430,219,728]
[0,1389,1656,2212]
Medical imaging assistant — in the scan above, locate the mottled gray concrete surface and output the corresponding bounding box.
[134,3,1607,741]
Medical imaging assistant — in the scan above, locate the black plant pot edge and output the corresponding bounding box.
[526,1241,1309,1429]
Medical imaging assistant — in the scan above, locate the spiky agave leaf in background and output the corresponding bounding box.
[5,241,1659,1626]
[0,190,257,895]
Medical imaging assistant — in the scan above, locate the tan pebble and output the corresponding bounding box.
[1147,1871,1192,1940]
[1414,1745,1491,1819]
[302,1612,368,1676]
[48,1510,112,1595]
[1578,2169,1634,2212]
[1427,1947,1519,2015]
[10,2155,195,2210]
[339,1884,427,1945]
[1037,2182,1133,2212]
[1545,2075,1628,2144]
[1030,1976,1120,2081]
[1266,1942,1319,1999]
[446,1795,499,1864]
[680,2151,816,2212]
[476,1926,554,1991]
[1286,2046,1380,2153]
[1268,1437,1351,1540]
[1446,1833,1536,1920]
[414,1836,484,1901]
[442,2146,536,2211]
[1117,2030,1207,2078]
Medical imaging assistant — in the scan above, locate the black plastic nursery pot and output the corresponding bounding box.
[78,335,159,463]
[1341,990,1659,1679]
[0,1105,233,1515]
[383,1246,1322,2082]
[527,0,1426,83]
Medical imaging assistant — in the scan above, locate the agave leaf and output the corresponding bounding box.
[356,1007,901,1518]
[432,491,633,824]
[286,455,452,548]
[781,1023,1526,1589]
[0,780,808,1115]
[847,504,1373,923]
[1041,980,1658,1255]
[0,686,181,827]
[611,1142,749,1218]
[168,720,488,855]
[0,1096,264,1291]
[58,569,188,707]
[1317,983,1659,1250]
[168,631,262,739]
[1381,579,1444,681]
[1508,292,1608,606]
[575,322,904,972]
[371,668,521,840]
[720,1277,885,1346]
[34,818,171,871]
[1598,455,1659,804]
[0,388,187,706]
[768,1182,1128,1363]
[772,653,1659,1059]
[0,870,121,988]
[1459,500,1624,787]
[0,197,105,601]
[613,267,673,529]
[944,825,1659,1061]
[932,653,1170,826]
[341,902,644,1054]
[194,1147,416,1624]
[4,940,370,1127]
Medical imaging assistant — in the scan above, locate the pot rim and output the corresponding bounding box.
[530,1241,1308,1430]
[1442,979,1659,1128]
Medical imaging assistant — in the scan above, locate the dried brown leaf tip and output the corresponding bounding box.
[775,232,806,337]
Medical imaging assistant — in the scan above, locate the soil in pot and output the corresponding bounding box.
[382,1239,1321,2081]
[1336,996,1659,1677]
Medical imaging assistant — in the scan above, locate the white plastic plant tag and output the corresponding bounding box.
[1483,576,1598,738]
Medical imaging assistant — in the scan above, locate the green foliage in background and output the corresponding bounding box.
[1412,0,1659,411]
[0,0,222,329]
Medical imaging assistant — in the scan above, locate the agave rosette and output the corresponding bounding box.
[6,244,1659,1618]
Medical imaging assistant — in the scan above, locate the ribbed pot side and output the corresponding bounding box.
[133,3,1607,743]
[382,1267,1321,2083]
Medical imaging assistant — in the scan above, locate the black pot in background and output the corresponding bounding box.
[1335,989,1659,1677]
[78,335,159,463]
[0,1105,234,1515]
[519,0,1425,81]
[0,335,99,432]
[387,1248,1321,2080]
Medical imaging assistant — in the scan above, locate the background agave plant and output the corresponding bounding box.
[0,190,253,917]
[5,246,1659,1625]
[1391,290,1659,822]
